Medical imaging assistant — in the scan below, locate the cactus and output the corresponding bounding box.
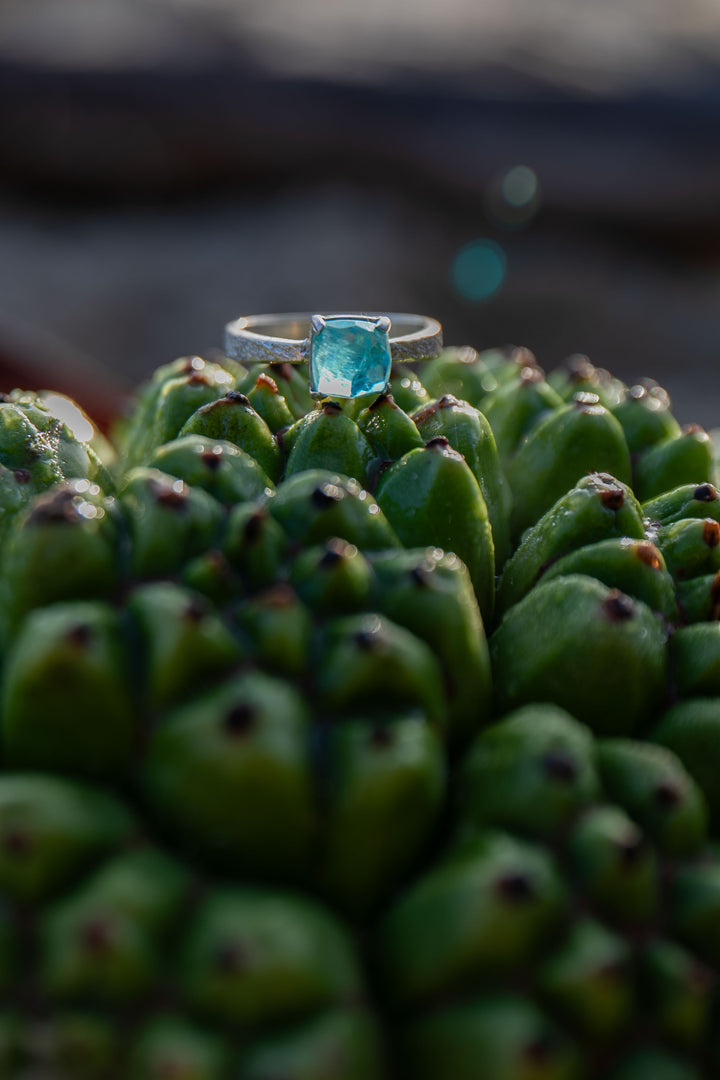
[0,340,720,1078]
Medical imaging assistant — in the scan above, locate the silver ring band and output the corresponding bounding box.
[224,312,443,365]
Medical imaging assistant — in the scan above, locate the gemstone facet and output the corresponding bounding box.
[309,316,392,399]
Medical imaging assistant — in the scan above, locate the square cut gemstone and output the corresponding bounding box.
[309,316,392,398]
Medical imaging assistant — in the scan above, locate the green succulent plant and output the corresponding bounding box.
[1,344,720,1078]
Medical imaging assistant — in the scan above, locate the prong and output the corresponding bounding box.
[311,314,326,335]
[376,316,391,334]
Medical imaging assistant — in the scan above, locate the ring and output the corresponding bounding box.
[224,313,443,399]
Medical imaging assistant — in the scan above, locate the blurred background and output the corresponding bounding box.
[1,0,719,429]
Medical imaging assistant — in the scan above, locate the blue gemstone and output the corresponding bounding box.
[309,316,392,399]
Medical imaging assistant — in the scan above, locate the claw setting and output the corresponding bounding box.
[308,315,393,399]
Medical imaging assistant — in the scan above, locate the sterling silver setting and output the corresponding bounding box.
[224,313,444,366]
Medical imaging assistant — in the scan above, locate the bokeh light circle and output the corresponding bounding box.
[452,239,507,302]
[501,165,538,208]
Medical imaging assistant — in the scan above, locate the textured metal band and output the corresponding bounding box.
[224,313,443,365]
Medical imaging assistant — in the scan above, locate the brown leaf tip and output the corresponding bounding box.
[312,483,344,509]
[368,392,395,412]
[320,537,356,567]
[255,373,279,393]
[496,872,536,903]
[186,371,211,387]
[602,591,636,621]
[616,830,645,865]
[370,726,394,749]
[703,520,720,548]
[599,487,625,511]
[224,704,256,737]
[215,940,249,973]
[27,487,83,526]
[654,781,681,808]
[243,510,266,542]
[424,435,464,462]
[542,751,578,783]
[153,483,188,510]
[81,919,115,955]
[224,390,251,406]
[354,628,383,651]
[66,623,93,647]
[635,542,662,570]
[694,483,718,503]
[412,402,439,425]
[200,449,223,470]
